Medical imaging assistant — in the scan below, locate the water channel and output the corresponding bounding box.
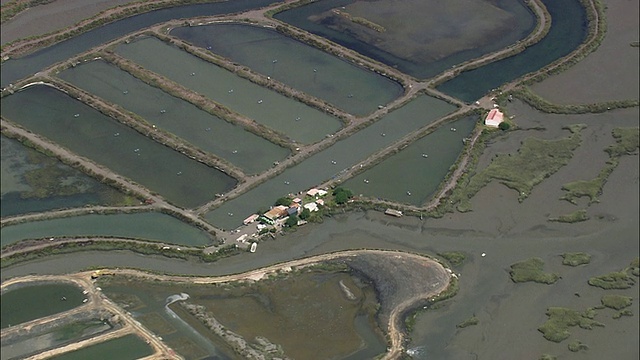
[0,0,281,87]
[274,0,536,79]
[1,212,213,248]
[1,84,237,208]
[205,94,457,230]
[436,0,589,102]
[170,23,404,116]
[115,36,343,144]
[58,59,290,175]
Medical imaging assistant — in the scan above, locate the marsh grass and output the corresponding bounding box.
[456,315,479,328]
[453,124,584,211]
[549,209,589,223]
[561,127,638,204]
[567,340,589,352]
[509,257,560,284]
[600,295,633,310]
[561,252,591,266]
[538,307,604,343]
[437,251,466,267]
[589,259,638,289]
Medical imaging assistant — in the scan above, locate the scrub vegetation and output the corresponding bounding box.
[509,257,560,284]
[561,252,591,266]
[456,315,479,328]
[600,295,633,310]
[588,258,639,289]
[567,339,589,352]
[548,209,589,223]
[538,307,604,343]
[451,124,585,211]
[560,127,639,204]
[437,251,466,267]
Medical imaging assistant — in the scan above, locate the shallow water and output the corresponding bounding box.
[343,115,477,206]
[58,60,290,175]
[1,135,131,217]
[116,36,343,144]
[47,333,152,360]
[1,85,237,208]
[1,282,84,329]
[170,23,404,116]
[274,0,535,79]
[436,0,588,102]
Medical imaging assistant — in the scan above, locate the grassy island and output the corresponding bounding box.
[538,307,604,343]
[509,257,560,284]
[561,252,591,266]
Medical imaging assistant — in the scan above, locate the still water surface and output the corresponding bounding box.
[436,0,588,102]
[58,60,290,175]
[1,85,237,208]
[48,334,153,360]
[343,115,477,206]
[116,36,342,144]
[170,23,404,116]
[1,135,130,217]
[0,0,280,87]
[1,212,213,247]
[205,94,457,229]
[274,0,535,79]
[1,282,84,329]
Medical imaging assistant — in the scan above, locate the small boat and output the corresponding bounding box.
[176,171,182,176]
[123,90,128,94]
[422,154,428,158]
[331,160,337,165]
[73,113,80,118]
[406,191,412,196]
[295,117,301,121]
[250,242,257,253]
[363,179,369,184]
[160,109,166,114]
[257,99,263,104]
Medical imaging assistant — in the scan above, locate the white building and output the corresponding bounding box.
[484,109,504,128]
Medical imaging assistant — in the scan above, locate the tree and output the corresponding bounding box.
[499,122,511,131]
[274,197,292,206]
[285,214,298,227]
[333,187,353,205]
[299,208,311,220]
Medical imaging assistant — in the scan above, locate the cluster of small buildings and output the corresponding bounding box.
[242,187,329,228]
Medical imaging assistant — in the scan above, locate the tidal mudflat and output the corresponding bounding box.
[530,0,640,103]
[274,0,535,79]
[115,36,342,144]
[58,60,290,175]
[170,23,403,116]
[1,84,237,208]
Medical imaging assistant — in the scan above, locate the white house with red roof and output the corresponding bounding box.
[484,109,504,128]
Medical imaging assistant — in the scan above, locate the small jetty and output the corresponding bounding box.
[385,208,403,217]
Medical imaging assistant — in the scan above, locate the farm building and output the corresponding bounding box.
[484,109,504,128]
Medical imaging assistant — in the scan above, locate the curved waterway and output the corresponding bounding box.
[1,212,213,248]
[436,0,589,102]
[0,0,280,87]
[205,94,457,230]
[170,23,404,116]
[1,85,237,208]
[274,0,536,79]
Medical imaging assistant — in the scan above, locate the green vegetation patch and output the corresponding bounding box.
[589,271,636,289]
[538,307,604,343]
[438,251,466,267]
[509,257,560,284]
[456,315,479,328]
[561,252,591,266]
[137,312,176,336]
[612,309,634,319]
[567,340,589,352]
[601,295,633,310]
[453,124,585,210]
[561,127,638,204]
[549,209,589,223]
[539,355,556,360]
